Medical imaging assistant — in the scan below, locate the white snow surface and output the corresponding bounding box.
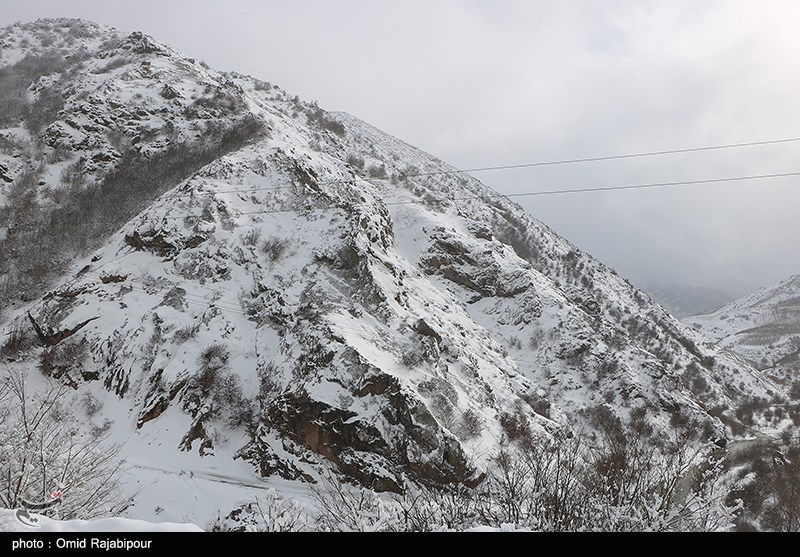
[0,509,201,532]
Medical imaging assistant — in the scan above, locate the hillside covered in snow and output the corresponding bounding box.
[0,19,792,531]
[689,275,800,390]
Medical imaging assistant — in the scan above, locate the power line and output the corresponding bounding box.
[416,136,800,177]
[386,170,800,204]
[5,168,800,230]
[477,170,800,200]
[160,170,800,218]
[162,135,800,199]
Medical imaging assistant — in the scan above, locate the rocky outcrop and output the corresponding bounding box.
[252,373,478,492]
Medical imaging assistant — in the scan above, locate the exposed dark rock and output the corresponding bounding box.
[421,231,530,299]
[124,230,179,258]
[137,396,169,428]
[235,435,315,483]
[27,311,100,347]
[261,376,478,492]
[160,84,182,100]
[159,287,186,310]
[180,415,213,456]
[100,273,127,284]
[42,286,88,300]
[413,318,443,345]
[184,235,207,249]
[119,31,168,56]
[0,163,13,183]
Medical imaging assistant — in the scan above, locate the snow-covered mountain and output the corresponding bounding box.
[689,274,800,384]
[0,19,783,527]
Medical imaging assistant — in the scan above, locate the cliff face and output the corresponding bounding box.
[0,19,781,518]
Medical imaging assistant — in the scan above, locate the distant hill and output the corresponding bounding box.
[688,274,800,387]
[643,283,734,318]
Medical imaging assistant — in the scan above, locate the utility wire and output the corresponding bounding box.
[415,136,800,177]
[153,170,800,219]
[8,133,800,228]
[502,170,800,198]
[162,135,800,199]
[393,170,800,203]
[5,168,800,229]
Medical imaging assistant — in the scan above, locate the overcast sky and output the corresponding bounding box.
[3,1,800,297]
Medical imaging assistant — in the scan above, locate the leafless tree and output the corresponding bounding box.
[584,413,736,532]
[0,369,132,519]
[762,446,800,531]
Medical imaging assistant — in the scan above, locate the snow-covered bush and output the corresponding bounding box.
[0,50,66,128]
[310,472,402,532]
[0,325,36,360]
[216,490,309,532]
[261,236,288,262]
[189,343,253,429]
[193,343,229,392]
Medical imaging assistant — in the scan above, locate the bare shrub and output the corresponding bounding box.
[311,472,399,532]
[346,154,365,169]
[0,326,37,360]
[82,391,103,417]
[193,343,230,392]
[241,228,262,247]
[210,488,308,532]
[498,410,534,447]
[39,338,90,381]
[457,408,483,439]
[735,397,770,426]
[250,489,308,532]
[0,50,65,128]
[90,55,132,74]
[26,83,65,134]
[305,106,345,137]
[174,322,200,343]
[191,343,253,429]
[367,164,387,179]
[390,483,477,532]
[760,445,800,532]
[0,114,266,305]
[261,236,288,262]
[45,143,72,164]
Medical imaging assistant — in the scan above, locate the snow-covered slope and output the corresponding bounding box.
[0,509,201,532]
[689,275,800,380]
[0,18,783,526]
